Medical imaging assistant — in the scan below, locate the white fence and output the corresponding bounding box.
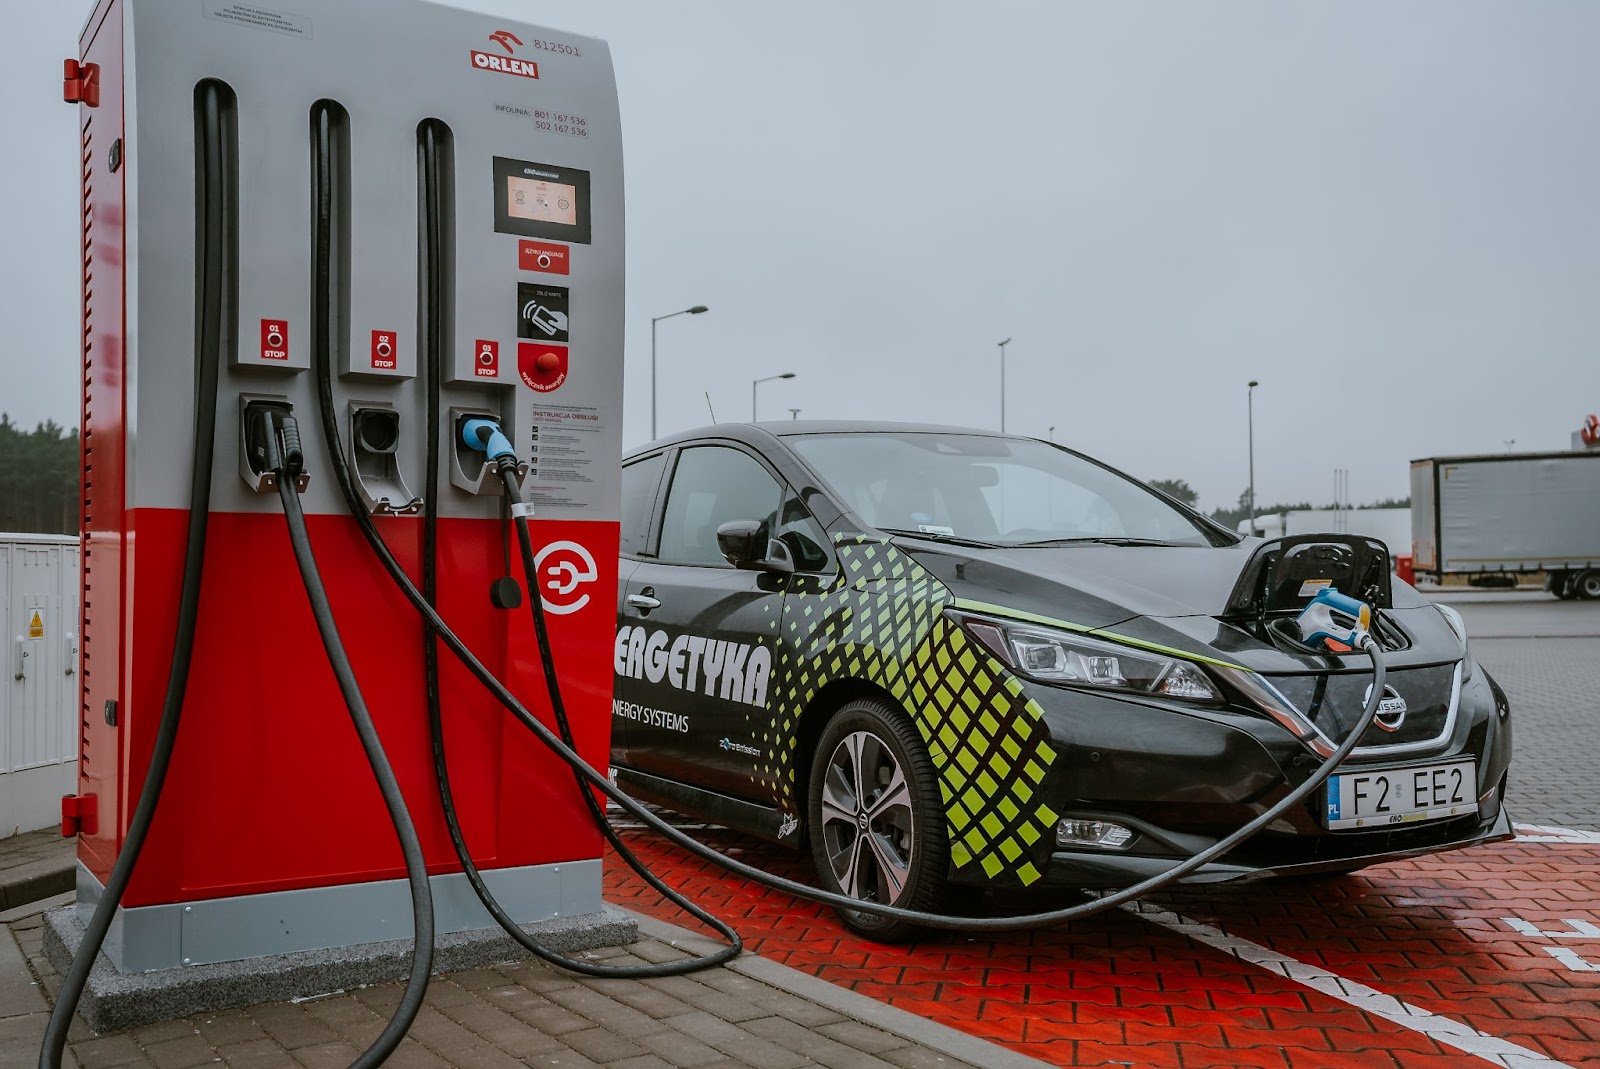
[0,534,78,838]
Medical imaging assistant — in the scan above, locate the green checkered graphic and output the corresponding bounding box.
[759,534,1059,887]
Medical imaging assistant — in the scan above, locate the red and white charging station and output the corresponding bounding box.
[68,0,624,972]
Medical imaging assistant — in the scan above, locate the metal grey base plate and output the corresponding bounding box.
[43,903,637,1033]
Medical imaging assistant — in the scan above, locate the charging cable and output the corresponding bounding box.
[441,422,1392,931]
[252,405,435,1068]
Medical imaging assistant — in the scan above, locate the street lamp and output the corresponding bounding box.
[1247,380,1259,537]
[788,408,802,420]
[650,304,709,439]
[752,372,796,421]
[997,338,1012,432]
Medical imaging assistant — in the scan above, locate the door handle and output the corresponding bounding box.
[626,593,661,613]
[13,637,27,681]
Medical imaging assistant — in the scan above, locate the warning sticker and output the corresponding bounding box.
[518,283,570,343]
[1298,579,1333,597]
[26,609,44,640]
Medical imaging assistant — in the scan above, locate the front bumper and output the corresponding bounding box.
[947,661,1515,889]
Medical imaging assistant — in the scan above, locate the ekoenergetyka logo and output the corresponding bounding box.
[614,625,772,709]
[535,541,598,614]
[471,30,539,79]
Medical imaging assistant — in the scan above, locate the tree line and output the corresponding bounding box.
[0,416,79,535]
[1146,478,1410,529]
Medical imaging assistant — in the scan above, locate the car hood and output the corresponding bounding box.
[896,538,1450,674]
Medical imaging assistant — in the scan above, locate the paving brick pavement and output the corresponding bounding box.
[2,894,1044,1069]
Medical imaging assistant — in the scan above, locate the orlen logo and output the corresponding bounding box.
[535,540,597,614]
[472,30,539,80]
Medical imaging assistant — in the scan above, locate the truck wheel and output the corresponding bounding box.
[1575,570,1600,601]
[808,699,947,941]
[1545,571,1570,599]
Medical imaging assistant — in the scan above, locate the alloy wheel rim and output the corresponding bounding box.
[819,730,916,905]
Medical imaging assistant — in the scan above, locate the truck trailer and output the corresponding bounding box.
[1410,450,1600,598]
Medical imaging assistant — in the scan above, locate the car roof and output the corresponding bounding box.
[623,420,1023,462]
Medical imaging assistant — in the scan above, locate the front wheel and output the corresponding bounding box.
[808,699,948,941]
[1575,570,1600,601]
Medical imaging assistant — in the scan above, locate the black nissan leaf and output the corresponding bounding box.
[611,422,1513,939]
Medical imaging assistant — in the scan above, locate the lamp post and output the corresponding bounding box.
[997,338,1012,432]
[789,408,802,420]
[752,372,796,421]
[1048,425,1055,442]
[650,304,709,440]
[1247,380,1259,537]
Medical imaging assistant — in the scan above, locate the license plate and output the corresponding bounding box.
[1324,759,1478,830]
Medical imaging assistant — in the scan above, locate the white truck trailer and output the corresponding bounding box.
[1410,451,1600,598]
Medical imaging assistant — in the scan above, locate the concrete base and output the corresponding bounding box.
[43,903,637,1032]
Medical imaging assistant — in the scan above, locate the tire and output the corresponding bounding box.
[1576,570,1600,601]
[1545,571,1571,599]
[807,698,947,941]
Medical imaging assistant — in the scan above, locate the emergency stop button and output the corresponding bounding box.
[475,339,500,379]
[371,329,398,370]
[260,319,289,361]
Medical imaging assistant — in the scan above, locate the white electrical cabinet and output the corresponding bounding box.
[0,534,79,837]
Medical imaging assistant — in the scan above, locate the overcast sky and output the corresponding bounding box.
[3,1,1597,512]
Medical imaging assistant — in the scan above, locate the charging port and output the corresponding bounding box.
[349,403,422,514]
[240,397,309,493]
[449,407,527,496]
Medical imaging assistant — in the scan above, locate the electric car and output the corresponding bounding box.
[611,422,1513,938]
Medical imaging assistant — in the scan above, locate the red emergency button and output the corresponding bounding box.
[518,342,568,392]
[260,319,289,361]
[371,330,398,370]
[474,339,500,379]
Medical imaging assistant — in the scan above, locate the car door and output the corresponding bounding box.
[617,442,787,800]
[612,449,669,767]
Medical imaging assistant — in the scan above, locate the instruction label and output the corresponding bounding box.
[26,609,44,640]
[202,1,313,39]
[526,403,609,513]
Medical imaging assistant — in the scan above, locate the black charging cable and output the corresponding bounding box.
[38,80,233,1069]
[254,406,436,1068]
[419,426,1395,932]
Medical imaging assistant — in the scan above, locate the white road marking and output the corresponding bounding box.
[1120,900,1573,1069]
[1514,823,1600,844]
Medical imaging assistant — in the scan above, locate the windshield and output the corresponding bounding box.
[788,432,1223,547]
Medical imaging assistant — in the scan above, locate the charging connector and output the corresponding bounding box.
[448,407,525,495]
[241,397,309,493]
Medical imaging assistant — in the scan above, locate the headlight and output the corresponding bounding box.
[956,614,1222,703]
[1434,603,1474,682]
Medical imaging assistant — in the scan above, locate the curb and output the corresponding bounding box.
[0,857,75,914]
[627,909,1055,1069]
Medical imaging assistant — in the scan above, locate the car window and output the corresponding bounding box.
[657,446,783,566]
[777,492,831,572]
[789,432,1217,546]
[619,452,667,556]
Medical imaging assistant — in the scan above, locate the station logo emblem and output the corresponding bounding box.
[518,342,568,392]
[535,540,598,614]
[471,30,539,79]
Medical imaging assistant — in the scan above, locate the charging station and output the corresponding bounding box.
[58,0,625,989]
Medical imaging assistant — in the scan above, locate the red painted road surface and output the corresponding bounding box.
[604,823,1600,1067]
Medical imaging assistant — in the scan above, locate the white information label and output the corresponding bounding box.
[526,402,611,514]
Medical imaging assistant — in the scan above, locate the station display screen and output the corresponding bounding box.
[494,158,591,243]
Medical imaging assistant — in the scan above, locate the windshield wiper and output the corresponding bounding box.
[1007,536,1183,548]
[878,527,1000,549]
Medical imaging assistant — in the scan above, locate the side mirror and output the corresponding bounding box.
[717,520,796,574]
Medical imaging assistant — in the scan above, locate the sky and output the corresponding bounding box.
[3,1,1597,514]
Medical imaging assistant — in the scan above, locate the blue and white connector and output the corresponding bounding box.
[1296,587,1372,652]
[461,418,516,462]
